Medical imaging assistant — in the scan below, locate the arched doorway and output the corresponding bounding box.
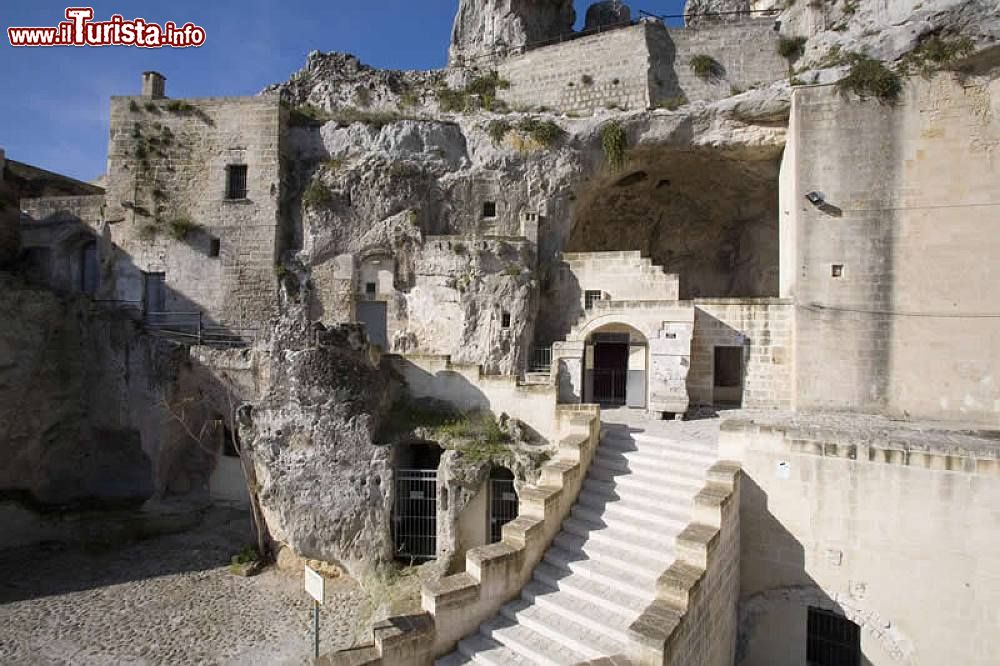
[584,323,648,408]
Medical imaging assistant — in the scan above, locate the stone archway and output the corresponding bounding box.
[583,322,648,409]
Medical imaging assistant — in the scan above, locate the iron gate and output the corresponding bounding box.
[489,477,519,543]
[393,469,437,560]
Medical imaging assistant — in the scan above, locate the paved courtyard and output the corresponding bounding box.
[0,508,370,665]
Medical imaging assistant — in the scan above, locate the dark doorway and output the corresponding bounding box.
[713,345,744,406]
[80,240,98,295]
[357,301,388,348]
[807,607,861,666]
[592,332,629,406]
[393,443,442,561]
[143,272,166,313]
[488,467,518,544]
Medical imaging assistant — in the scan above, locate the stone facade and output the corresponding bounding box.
[498,19,788,115]
[783,72,1000,422]
[688,299,793,410]
[100,85,287,328]
[722,414,1000,666]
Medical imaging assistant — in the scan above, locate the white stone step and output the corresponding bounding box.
[533,561,650,618]
[586,465,702,498]
[500,598,624,659]
[480,615,589,666]
[570,502,675,538]
[553,531,670,576]
[593,449,710,477]
[520,581,634,645]
[599,433,718,457]
[456,633,533,666]
[586,465,703,497]
[581,477,696,514]
[561,516,675,560]
[576,486,692,527]
[543,546,656,598]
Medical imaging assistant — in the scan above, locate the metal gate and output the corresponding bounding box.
[489,476,518,543]
[393,469,437,560]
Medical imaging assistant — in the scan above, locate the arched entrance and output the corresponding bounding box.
[584,323,648,408]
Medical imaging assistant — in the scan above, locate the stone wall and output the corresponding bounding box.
[785,72,1000,423]
[721,414,1000,666]
[499,24,653,114]
[649,19,788,106]
[497,19,788,114]
[0,149,20,267]
[19,195,106,292]
[101,93,286,327]
[688,299,793,410]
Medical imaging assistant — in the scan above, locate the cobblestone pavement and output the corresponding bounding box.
[0,508,370,665]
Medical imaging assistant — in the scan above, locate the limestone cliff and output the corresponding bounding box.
[449,0,576,66]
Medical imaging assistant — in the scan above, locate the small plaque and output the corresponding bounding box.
[304,564,325,604]
[776,461,791,480]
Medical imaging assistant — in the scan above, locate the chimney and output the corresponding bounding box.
[141,71,166,99]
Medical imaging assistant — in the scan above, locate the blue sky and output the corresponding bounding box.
[1,1,684,181]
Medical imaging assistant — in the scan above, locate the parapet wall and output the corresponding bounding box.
[497,19,787,114]
[721,413,1000,666]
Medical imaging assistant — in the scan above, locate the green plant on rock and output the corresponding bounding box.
[486,119,512,145]
[516,117,565,148]
[166,100,193,114]
[601,120,628,171]
[303,179,335,210]
[689,54,723,79]
[168,216,198,240]
[436,86,469,113]
[288,103,331,126]
[836,54,902,102]
[399,91,420,108]
[128,100,140,113]
[778,36,808,60]
[898,34,975,75]
[137,222,158,242]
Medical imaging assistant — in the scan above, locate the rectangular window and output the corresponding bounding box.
[831,264,844,278]
[482,201,497,219]
[714,346,743,388]
[365,281,377,296]
[225,164,248,200]
[501,311,511,329]
[209,239,221,257]
[807,607,861,666]
[585,290,603,309]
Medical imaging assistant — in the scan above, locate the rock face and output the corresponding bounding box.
[584,1,632,31]
[238,317,399,576]
[683,0,751,26]
[0,274,191,507]
[449,0,576,66]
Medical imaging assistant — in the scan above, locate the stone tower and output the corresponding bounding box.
[449,0,576,67]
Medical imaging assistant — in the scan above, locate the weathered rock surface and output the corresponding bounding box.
[449,0,576,66]
[238,317,398,577]
[584,1,633,31]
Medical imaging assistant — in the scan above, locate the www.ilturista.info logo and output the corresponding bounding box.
[8,7,206,48]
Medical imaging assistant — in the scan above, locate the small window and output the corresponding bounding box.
[807,607,861,666]
[209,239,221,257]
[482,201,497,219]
[365,281,377,296]
[502,311,511,329]
[225,164,248,200]
[831,264,844,278]
[585,290,603,309]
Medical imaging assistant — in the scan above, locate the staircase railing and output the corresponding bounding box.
[529,346,553,374]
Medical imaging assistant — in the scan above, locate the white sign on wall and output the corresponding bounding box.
[304,564,325,604]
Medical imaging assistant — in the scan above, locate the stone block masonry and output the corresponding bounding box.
[103,92,287,327]
[497,19,788,115]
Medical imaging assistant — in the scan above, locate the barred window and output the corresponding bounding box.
[807,607,861,666]
[585,290,602,309]
[226,164,248,200]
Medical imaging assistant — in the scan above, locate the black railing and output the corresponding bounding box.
[529,346,553,374]
[490,478,519,544]
[144,311,257,348]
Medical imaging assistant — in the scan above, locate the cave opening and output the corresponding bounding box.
[567,148,780,300]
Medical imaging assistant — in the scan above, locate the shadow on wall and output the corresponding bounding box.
[737,476,877,666]
[536,260,583,347]
[687,310,749,410]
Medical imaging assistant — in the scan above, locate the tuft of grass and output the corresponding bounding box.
[778,36,808,60]
[167,216,198,240]
[486,119,512,145]
[898,34,975,75]
[656,94,689,110]
[689,54,723,79]
[399,91,420,108]
[137,223,158,242]
[128,100,140,113]
[601,120,628,171]
[288,103,330,126]
[436,86,468,113]
[166,100,194,114]
[303,179,335,210]
[437,71,511,113]
[516,117,565,148]
[837,55,902,102]
[815,44,848,69]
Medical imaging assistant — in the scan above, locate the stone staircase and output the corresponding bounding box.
[436,416,720,665]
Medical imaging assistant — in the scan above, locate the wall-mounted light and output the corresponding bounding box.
[805,191,825,207]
